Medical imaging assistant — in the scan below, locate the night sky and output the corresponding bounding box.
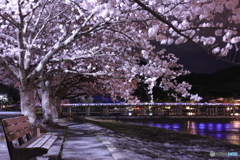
[154,42,235,74]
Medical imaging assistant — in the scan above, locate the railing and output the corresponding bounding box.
[60,103,240,117]
[0,111,22,118]
[60,102,240,107]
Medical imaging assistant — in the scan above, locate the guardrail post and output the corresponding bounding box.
[68,107,72,115]
[85,107,90,116]
[102,107,109,115]
[140,107,146,115]
[120,107,128,115]
[153,107,158,115]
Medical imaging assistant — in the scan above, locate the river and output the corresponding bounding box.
[120,118,240,145]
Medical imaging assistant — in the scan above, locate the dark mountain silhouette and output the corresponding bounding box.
[134,65,240,102]
[178,65,240,100]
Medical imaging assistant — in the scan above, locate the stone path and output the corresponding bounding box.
[61,123,114,160]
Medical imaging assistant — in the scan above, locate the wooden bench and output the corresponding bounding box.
[1,116,58,160]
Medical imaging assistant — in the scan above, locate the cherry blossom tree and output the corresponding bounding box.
[0,0,203,124]
[133,0,240,63]
[38,72,102,123]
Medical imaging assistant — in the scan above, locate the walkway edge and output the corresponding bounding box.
[86,123,128,160]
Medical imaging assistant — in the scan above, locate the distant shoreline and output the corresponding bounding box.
[85,115,240,120]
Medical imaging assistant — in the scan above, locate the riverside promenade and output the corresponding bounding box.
[1,118,240,160]
[0,119,126,160]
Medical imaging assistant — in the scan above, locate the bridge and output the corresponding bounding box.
[61,102,240,107]
[60,103,240,117]
[0,103,239,118]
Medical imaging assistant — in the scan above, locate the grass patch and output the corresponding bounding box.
[85,119,202,141]
[85,119,240,149]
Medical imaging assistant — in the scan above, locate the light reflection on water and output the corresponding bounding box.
[125,119,240,145]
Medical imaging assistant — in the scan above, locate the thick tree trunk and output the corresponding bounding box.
[20,84,37,124]
[40,81,59,123]
[56,98,62,118]
[50,97,60,121]
[40,81,53,123]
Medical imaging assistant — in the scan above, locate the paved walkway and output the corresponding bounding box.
[61,123,114,160]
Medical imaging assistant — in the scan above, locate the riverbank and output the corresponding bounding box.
[86,116,240,145]
[85,118,240,159]
[0,116,239,160]
[85,115,240,119]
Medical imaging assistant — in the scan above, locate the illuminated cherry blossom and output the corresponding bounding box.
[5,0,240,123]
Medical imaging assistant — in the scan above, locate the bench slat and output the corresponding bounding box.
[41,135,58,149]
[8,127,31,141]
[2,116,28,126]
[5,121,30,134]
[26,136,48,148]
[28,135,52,148]
[18,137,38,148]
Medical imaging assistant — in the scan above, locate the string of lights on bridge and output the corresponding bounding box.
[60,103,240,107]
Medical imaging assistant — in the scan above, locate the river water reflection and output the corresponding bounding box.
[122,119,240,145]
